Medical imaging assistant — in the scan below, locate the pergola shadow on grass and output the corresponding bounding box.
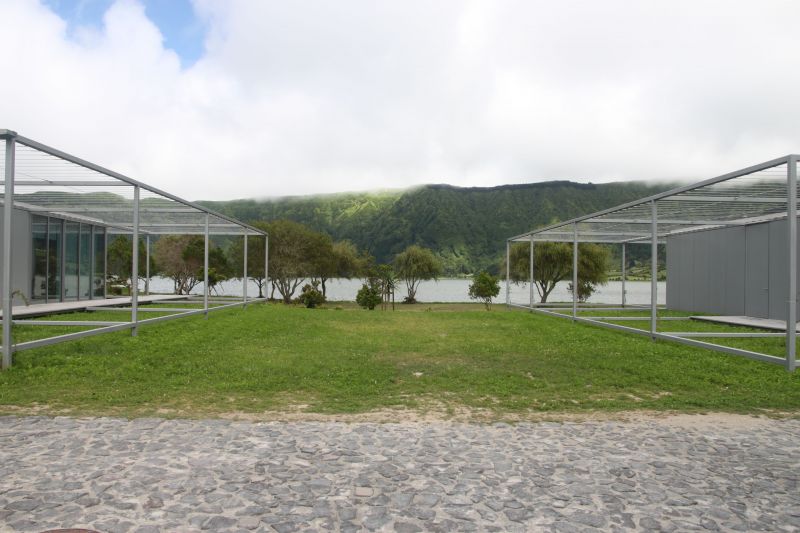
[506,155,799,372]
[0,130,268,369]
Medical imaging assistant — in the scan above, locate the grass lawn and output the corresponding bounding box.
[0,302,798,419]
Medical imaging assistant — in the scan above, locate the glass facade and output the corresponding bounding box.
[47,219,62,301]
[93,227,105,298]
[80,225,91,299]
[32,215,106,303]
[31,216,48,302]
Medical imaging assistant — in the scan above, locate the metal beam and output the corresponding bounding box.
[529,237,535,307]
[650,200,658,338]
[621,243,626,307]
[131,186,139,337]
[788,155,797,372]
[505,240,510,306]
[0,180,128,187]
[145,235,150,296]
[13,134,268,237]
[572,223,578,321]
[2,136,15,369]
[243,233,248,307]
[204,214,209,319]
[507,154,794,241]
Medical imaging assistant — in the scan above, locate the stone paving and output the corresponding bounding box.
[0,416,799,532]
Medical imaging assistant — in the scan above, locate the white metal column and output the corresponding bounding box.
[650,200,658,338]
[621,243,626,308]
[264,234,269,302]
[505,240,510,306]
[131,186,140,337]
[2,136,15,369]
[529,237,535,308]
[243,233,248,307]
[572,223,578,321]
[787,156,797,372]
[145,235,150,296]
[204,214,209,319]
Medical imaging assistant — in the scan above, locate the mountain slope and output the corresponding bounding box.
[200,180,672,275]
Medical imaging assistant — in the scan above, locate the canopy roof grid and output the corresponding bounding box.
[509,155,797,245]
[505,155,799,372]
[0,130,269,370]
[0,129,266,237]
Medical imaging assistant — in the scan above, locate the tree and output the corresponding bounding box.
[356,264,396,310]
[393,245,442,304]
[505,241,609,303]
[106,235,156,291]
[265,220,319,303]
[468,271,500,310]
[154,235,230,295]
[228,229,267,298]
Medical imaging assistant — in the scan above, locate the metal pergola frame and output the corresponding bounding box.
[0,130,269,369]
[505,155,798,372]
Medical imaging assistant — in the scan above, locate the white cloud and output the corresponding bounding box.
[1,0,800,200]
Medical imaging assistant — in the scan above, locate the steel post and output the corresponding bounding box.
[505,240,510,306]
[572,223,578,321]
[131,186,140,336]
[243,233,248,307]
[145,235,150,295]
[2,136,15,369]
[529,237,535,308]
[621,243,626,307]
[264,234,269,302]
[787,156,797,371]
[204,214,209,319]
[650,200,658,338]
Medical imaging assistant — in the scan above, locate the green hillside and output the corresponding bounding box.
[200,181,672,275]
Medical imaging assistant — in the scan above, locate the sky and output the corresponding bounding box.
[2,0,800,201]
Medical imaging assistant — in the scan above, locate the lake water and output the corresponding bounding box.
[146,276,666,305]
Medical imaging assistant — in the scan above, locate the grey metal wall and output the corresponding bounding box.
[0,207,32,306]
[666,218,799,320]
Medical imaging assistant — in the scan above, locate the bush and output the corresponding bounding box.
[468,271,501,310]
[297,281,326,308]
[356,283,382,310]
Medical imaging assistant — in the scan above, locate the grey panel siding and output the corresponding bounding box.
[723,226,746,315]
[0,207,32,306]
[769,220,788,320]
[744,223,770,318]
[667,218,798,320]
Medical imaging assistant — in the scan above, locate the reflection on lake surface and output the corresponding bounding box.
[145,277,666,305]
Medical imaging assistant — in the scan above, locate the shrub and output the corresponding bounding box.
[298,281,326,308]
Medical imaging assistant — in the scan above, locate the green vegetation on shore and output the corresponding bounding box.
[0,303,797,419]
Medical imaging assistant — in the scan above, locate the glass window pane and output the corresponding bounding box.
[47,219,62,301]
[31,215,47,302]
[64,222,79,301]
[93,227,105,298]
[79,224,91,299]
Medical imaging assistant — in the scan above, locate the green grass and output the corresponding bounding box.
[0,302,798,419]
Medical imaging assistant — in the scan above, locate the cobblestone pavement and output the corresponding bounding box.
[0,416,798,532]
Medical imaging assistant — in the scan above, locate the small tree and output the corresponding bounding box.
[356,282,382,310]
[468,271,500,310]
[393,245,442,304]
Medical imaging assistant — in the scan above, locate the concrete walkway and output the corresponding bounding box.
[0,295,190,319]
[0,415,798,532]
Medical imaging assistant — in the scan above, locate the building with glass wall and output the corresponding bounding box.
[1,207,106,306]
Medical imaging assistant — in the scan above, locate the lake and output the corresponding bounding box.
[146,276,666,305]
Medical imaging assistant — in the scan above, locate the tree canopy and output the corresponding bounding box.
[506,241,609,303]
[393,245,442,304]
